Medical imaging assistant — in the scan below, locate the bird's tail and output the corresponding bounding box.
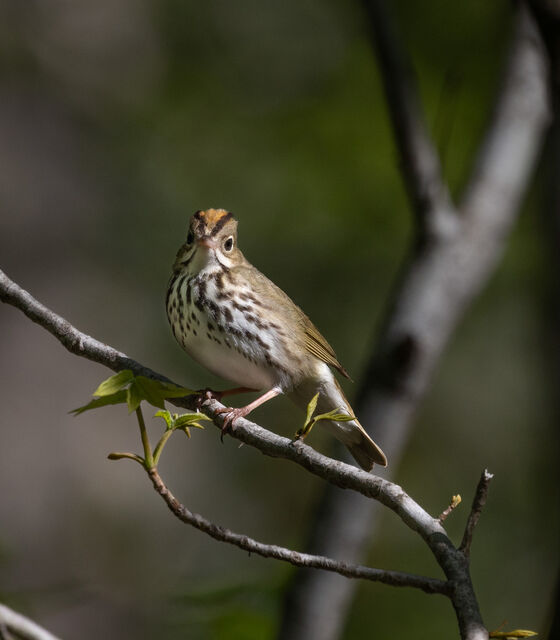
[289,375,387,471]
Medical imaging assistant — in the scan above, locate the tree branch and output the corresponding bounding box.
[278,4,550,640]
[147,467,448,594]
[362,0,455,232]
[0,6,548,640]
[0,269,165,382]
[0,269,444,540]
[0,267,487,639]
[460,470,494,557]
[0,603,61,640]
[461,2,551,228]
[0,268,485,548]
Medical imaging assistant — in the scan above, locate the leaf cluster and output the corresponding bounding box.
[295,392,356,439]
[154,409,209,437]
[71,370,210,469]
[70,369,195,414]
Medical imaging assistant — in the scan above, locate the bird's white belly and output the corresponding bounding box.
[167,267,287,391]
[181,328,276,390]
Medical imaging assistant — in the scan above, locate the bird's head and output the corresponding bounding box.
[172,209,243,273]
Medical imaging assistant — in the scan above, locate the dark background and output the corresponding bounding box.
[0,1,557,638]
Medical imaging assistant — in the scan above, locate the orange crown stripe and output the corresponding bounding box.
[199,208,231,226]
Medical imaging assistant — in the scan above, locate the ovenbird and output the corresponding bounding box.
[166,209,387,470]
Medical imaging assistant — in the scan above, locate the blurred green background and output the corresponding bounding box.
[0,1,557,638]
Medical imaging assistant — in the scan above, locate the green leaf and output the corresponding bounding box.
[93,370,134,397]
[295,398,355,440]
[304,393,319,427]
[126,382,143,413]
[174,413,210,429]
[129,376,195,410]
[313,409,356,423]
[70,390,128,415]
[293,393,321,439]
[154,409,174,429]
[153,410,209,433]
[107,452,145,465]
[75,372,196,417]
[155,380,197,398]
[132,377,166,409]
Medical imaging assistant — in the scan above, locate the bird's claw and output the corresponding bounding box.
[215,406,246,442]
[195,387,223,410]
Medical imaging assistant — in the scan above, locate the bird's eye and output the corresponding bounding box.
[186,230,194,245]
[223,236,234,252]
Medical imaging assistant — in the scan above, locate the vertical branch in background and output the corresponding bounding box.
[0,603,61,640]
[527,3,560,636]
[361,0,454,229]
[544,91,560,640]
[278,3,550,640]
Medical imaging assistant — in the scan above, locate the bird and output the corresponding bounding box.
[165,208,387,470]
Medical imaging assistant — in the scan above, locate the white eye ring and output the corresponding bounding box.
[223,236,234,252]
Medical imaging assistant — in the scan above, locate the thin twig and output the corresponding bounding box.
[460,470,494,557]
[107,451,145,465]
[146,468,449,595]
[135,407,153,468]
[152,429,174,466]
[439,494,462,523]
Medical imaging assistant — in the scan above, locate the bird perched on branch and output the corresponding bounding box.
[166,208,387,470]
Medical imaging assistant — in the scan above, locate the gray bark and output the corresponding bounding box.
[278,4,550,640]
[0,269,496,640]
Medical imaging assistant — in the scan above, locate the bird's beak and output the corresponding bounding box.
[197,237,215,249]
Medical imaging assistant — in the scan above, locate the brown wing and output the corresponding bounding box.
[233,264,352,380]
[302,317,351,380]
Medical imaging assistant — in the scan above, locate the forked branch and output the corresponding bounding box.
[1,267,489,639]
[147,466,448,594]
[279,3,550,638]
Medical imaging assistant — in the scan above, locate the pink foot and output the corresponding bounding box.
[196,387,256,410]
[196,388,223,410]
[215,406,250,442]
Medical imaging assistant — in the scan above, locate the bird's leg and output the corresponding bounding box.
[216,386,282,441]
[196,386,257,409]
